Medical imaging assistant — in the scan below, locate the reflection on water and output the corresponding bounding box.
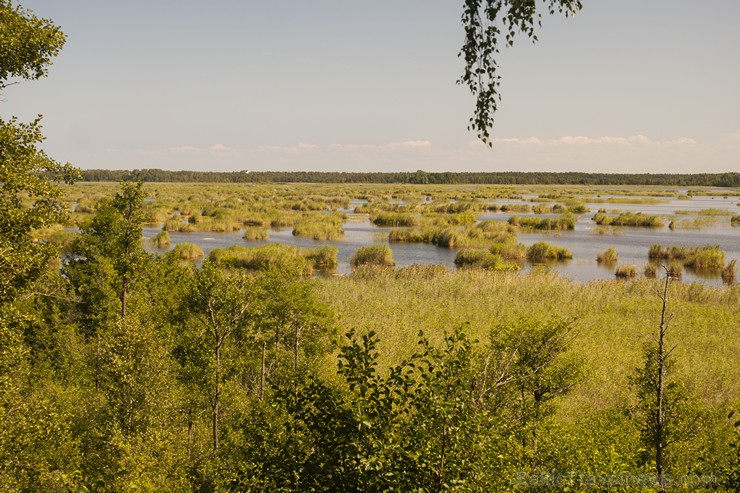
[144,201,739,286]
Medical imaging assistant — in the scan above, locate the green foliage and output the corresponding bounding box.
[459,0,582,144]
[649,244,726,271]
[292,213,344,240]
[0,0,66,86]
[242,226,268,241]
[0,117,78,304]
[349,245,395,268]
[208,244,314,275]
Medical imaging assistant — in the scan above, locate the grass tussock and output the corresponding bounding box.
[722,259,736,284]
[526,241,573,262]
[454,248,520,271]
[649,244,725,270]
[150,230,170,248]
[614,264,637,278]
[350,245,395,269]
[292,214,345,240]
[208,244,316,275]
[171,242,204,261]
[508,214,575,231]
[593,212,664,228]
[243,227,269,241]
[596,247,618,264]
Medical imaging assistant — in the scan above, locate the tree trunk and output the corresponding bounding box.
[260,339,266,400]
[656,273,670,492]
[213,341,221,451]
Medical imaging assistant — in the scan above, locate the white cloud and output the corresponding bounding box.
[169,145,201,153]
[209,143,236,153]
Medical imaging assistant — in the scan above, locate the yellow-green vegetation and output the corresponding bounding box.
[614,264,637,278]
[243,226,269,241]
[596,247,618,264]
[508,214,575,230]
[171,242,204,260]
[669,217,717,230]
[292,213,345,240]
[732,215,740,226]
[593,211,664,227]
[675,208,734,216]
[349,244,395,268]
[150,230,170,248]
[649,244,726,270]
[526,241,572,261]
[208,243,337,274]
[370,211,421,227]
[722,259,736,283]
[644,262,658,278]
[454,248,520,271]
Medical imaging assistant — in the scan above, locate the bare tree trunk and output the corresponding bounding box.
[656,271,670,493]
[121,275,128,319]
[213,341,221,452]
[260,339,266,400]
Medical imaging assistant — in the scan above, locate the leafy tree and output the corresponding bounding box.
[459,0,582,144]
[0,0,66,91]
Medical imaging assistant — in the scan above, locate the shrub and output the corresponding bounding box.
[350,245,395,268]
[614,264,637,278]
[150,230,170,248]
[171,242,204,261]
[526,241,573,262]
[596,248,618,264]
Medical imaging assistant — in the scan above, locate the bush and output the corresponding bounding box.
[596,248,618,264]
[526,242,573,262]
[350,245,395,268]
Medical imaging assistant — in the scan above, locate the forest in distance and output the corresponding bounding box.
[3,176,740,491]
[78,169,740,187]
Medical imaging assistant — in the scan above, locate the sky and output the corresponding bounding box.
[3,0,739,173]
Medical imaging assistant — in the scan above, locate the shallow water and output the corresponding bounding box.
[144,206,738,286]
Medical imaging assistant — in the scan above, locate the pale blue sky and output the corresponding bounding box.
[3,0,739,173]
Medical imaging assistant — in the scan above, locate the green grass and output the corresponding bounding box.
[243,227,269,241]
[292,214,345,240]
[208,244,316,275]
[649,244,726,270]
[150,230,170,248]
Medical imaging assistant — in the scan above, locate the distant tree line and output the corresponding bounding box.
[79,169,740,187]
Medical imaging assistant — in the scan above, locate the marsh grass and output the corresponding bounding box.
[722,259,736,284]
[315,268,740,419]
[150,230,170,248]
[593,212,664,228]
[596,247,618,264]
[208,244,314,275]
[171,242,204,260]
[292,214,345,240]
[508,214,575,231]
[454,248,520,271]
[649,244,726,270]
[349,244,395,268]
[243,227,269,241]
[526,241,573,261]
[614,264,637,278]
